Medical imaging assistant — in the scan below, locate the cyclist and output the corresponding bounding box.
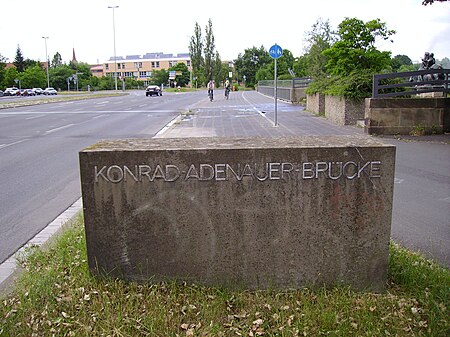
[207,79,214,101]
[224,78,230,99]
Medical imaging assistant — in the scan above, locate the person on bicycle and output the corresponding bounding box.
[224,78,230,99]
[207,79,214,101]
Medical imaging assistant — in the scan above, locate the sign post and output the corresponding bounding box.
[269,44,283,126]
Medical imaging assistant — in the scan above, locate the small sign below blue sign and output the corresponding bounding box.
[269,44,283,59]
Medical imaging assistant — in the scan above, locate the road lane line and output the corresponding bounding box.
[0,139,29,150]
[25,115,45,120]
[45,124,75,134]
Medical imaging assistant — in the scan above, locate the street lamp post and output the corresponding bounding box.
[42,36,50,88]
[108,5,119,91]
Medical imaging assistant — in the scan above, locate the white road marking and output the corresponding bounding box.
[25,115,45,120]
[45,124,75,134]
[0,139,29,150]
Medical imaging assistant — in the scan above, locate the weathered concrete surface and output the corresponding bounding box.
[79,136,396,291]
[306,93,325,115]
[365,97,450,135]
[325,96,365,125]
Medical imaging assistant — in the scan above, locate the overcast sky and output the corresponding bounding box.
[1,0,449,65]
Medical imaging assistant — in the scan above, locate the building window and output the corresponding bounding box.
[122,63,126,69]
[105,64,109,70]
[117,63,121,69]
[186,60,191,67]
[151,61,160,69]
[124,72,133,77]
[134,62,142,69]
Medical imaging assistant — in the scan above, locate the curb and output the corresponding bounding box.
[0,198,82,295]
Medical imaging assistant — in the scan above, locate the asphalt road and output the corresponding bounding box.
[0,90,205,264]
[389,138,450,266]
[1,90,449,268]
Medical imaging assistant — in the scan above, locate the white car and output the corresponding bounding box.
[32,88,44,95]
[43,87,57,95]
[4,87,20,96]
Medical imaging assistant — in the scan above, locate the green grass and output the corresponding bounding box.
[1,215,449,336]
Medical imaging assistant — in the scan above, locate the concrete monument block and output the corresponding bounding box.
[79,136,395,291]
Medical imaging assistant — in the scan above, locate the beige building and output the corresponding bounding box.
[92,52,191,84]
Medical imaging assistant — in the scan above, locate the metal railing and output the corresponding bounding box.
[373,69,449,98]
[257,77,311,102]
[258,77,312,88]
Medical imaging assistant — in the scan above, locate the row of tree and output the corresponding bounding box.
[187,17,448,94]
[2,14,448,93]
[0,46,193,91]
[228,18,449,98]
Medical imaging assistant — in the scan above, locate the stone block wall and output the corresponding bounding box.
[80,136,396,291]
[325,95,365,125]
[365,97,450,135]
[306,93,325,115]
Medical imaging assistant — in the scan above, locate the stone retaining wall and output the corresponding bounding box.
[306,93,325,115]
[365,97,450,135]
[325,96,365,125]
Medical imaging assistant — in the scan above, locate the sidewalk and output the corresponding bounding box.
[157,90,364,138]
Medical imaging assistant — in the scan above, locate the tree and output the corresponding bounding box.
[170,63,190,87]
[391,54,412,72]
[0,53,7,88]
[255,48,295,81]
[48,64,74,91]
[24,59,42,70]
[439,57,450,69]
[13,45,25,72]
[204,18,216,83]
[3,67,19,87]
[422,0,447,5]
[234,46,271,87]
[97,76,115,90]
[51,52,63,68]
[307,18,395,99]
[292,55,309,77]
[188,22,204,83]
[213,52,223,86]
[20,65,46,88]
[299,18,336,79]
[152,69,169,86]
[323,18,395,76]
[70,62,93,90]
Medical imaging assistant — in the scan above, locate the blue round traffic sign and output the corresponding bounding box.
[269,44,283,59]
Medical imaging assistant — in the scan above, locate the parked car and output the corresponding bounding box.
[4,87,20,96]
[32,88,44,95]
[43,87,57,95]
[21,89,36,96]
[145,85,162,96]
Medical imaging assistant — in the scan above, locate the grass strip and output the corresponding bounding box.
[1,214,449,336]
[0,92,126,110]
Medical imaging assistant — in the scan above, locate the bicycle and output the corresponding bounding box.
[225,87,230,100]
[208,89,214,101]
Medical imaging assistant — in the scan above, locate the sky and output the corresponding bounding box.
[1,0,449,66]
